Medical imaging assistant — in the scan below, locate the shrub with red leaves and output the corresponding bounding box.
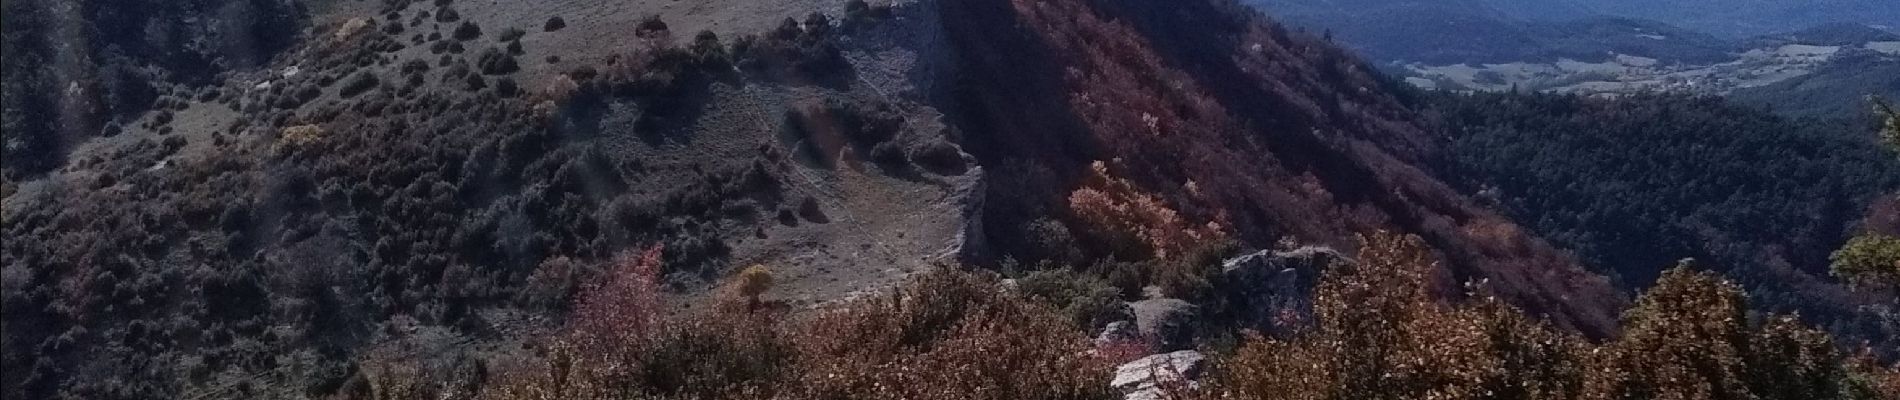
[567,245,666,354]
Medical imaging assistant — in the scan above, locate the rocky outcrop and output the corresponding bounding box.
[1111,350,1206,400]
[1128,298,1198,351]
[1218,246,1341,334]
[1094,320,1140,346]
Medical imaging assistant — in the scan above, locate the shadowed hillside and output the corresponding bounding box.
[944,0,1623,334]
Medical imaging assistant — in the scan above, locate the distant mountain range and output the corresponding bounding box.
[1526,0,1900,39]
[1249,0,1900,39]
[1246,0,1900,118]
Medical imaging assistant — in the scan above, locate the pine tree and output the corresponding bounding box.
[1875,96,1900,155]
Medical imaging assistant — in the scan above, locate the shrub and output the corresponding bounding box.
[910,139,966,174]
[277,124,326,153]
[796,196,825,222]
[1586,264,1761,400]
[730,265,775,309]
[691,30,731,70]
[785,267,1117,400]
[1831,234,1900,288]
[435,7,460,23]
[868,140,908,167]
[567,246,665,352]
[476,48,520,75]
[1200,232,1587,400]
[1067,161,1225,261]
[497,27,527,42]
[463,74,486,91]
[453,21,482,41]
[843,0,896,29]
[636,15,669,38]
[494,77,519,97]
[1195,234,1891,400]
[567,65,598,81]
[399,60,429,76]
[339,72,379,98]
[397,266,1111,400]
[100,121,123,137]
[1876,97,1899,154]
[1016,268,1124,329]
[544,16,566,32]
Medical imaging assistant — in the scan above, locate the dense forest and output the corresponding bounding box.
[1430,91,1900,356]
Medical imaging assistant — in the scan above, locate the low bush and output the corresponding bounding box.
[1192,232,1900,400]
[730,15,850,81]
[868,140,908,167]
[453,22,482,41]
[636,15,670,39]
[339,72,379,98]
[497,27,526,42]
[843,0,897,30]
[435,8,460,23]
[909,139,966,173]
[494,77,520,98]
[477,48,520,75]
[1016,268,1126,329]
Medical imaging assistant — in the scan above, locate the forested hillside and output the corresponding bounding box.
[1432,91,1900,356]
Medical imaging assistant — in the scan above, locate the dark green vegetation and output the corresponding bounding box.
[0,0,306,180]
[1269,9,1733,65]
[1829,100,1900,290]
[1248,0,1900,40]
[1731,55,1900,119]
[1745,22,1900,48]
[1551,0,1900,39]
[1432,91,1900,357]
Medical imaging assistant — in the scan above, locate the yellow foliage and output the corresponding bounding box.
[276,124,325,153]
[334,18,373,42]
[736,265,775,299]
[1068,160,1224,260]
[1832,233,1900,288]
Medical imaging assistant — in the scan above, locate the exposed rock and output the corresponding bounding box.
[1128,298,1196,351]
[1111,350,1205,400]
[1219,246,1341,334]
[1094,320,1139,346]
